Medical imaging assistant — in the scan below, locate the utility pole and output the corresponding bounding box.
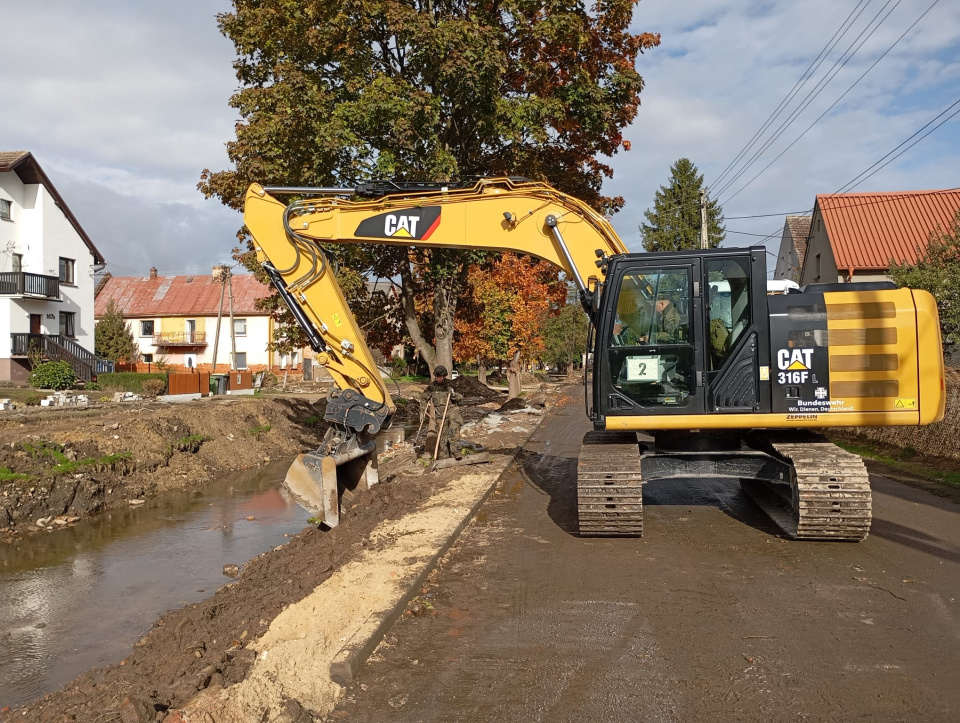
[227,268,237,370]
[211,265,227,373]
[700,189,709,250]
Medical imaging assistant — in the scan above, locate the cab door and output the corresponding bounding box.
[702,253,768,414]
[598,259,705,418]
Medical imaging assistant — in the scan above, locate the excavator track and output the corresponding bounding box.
[577,431,643,536]
[742,440,872,541]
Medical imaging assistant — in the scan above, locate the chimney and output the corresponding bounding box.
[149,267,158,280]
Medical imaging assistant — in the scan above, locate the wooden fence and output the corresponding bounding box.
[168,372,210,396]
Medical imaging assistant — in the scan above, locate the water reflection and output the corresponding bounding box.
[0,459,312,708]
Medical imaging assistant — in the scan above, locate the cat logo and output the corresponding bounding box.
[354,207,442,241]
[776,348,813,371]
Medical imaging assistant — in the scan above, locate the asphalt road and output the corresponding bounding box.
[332,389,960,722]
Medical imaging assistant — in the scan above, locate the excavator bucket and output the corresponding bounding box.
[283,446,379,528]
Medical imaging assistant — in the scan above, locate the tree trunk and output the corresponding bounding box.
[507,350,522,399]
[397,250,467,377]
[477,355,487,384]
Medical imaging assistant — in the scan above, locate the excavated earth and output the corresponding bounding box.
[2,378,558,722]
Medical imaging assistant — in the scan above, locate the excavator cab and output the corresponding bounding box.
[592,247,768,425]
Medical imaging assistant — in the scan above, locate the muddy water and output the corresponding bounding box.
[0,459,312,708]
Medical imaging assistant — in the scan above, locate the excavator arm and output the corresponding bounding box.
[243,177,626,525]
[244,177,626,411]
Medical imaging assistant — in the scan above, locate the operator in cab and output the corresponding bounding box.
[419,366,464,460]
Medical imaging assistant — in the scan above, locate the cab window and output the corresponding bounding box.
[706,257,751,371]
[608,267,694,407]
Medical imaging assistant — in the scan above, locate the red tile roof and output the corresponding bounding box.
[817,190,960,271]
[94,272,274,317]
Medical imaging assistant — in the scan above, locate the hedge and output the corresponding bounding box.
[96,372,168,394]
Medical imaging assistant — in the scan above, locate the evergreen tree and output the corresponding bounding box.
[641,158,725,252]
[95,299,137,364]
[889,208,960,346]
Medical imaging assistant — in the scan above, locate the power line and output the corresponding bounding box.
[717,0,904,201]
[831,98,960,194]
[712,0,872,190]
[721,0,942,205]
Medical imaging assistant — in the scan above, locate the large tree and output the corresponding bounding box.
[200,0,660,374]
[889,208,960,348]
[641,158,725,252]
[455,253,566,396]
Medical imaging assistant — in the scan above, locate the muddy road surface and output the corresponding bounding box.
[335,389,960,723]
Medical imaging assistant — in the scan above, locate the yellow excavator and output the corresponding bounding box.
[244,177,945,541]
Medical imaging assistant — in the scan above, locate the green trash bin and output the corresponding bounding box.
[210,374,227,395]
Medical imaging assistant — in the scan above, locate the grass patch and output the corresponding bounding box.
[0,467,33,482]
[23,440,133,474]
[833,438,960,489]
[301,415,321,427]
[248,424,272,440]
[174,434,211,453]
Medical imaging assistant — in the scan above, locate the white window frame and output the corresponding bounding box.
[234,352,248,370]
[233,318,247,337]
[140,320,155,337]
[0,199,11,221]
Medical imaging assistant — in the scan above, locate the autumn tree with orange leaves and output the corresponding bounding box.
[456,254,567,396]
[200,0,660,377]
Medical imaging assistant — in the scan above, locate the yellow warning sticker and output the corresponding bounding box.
[332,313,343,327]
[759,366,770,381]
[894,398,917,409]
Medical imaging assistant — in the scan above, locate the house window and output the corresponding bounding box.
[13,253,22,273]
[140,320,154,337]
[234,352,247,370]
[0,199,11,221]
[233,318,247,337]
[59,311,76,338]
[143,353,154,363]
[59,257,75,285]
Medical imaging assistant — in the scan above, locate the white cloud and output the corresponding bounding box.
[607,0,960,252]
[1,0,958,269]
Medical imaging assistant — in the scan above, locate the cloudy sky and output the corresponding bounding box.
[2,0,958,277]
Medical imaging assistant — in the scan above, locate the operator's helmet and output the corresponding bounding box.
[434,365,448,378]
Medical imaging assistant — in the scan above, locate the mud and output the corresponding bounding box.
[3,384,559,722]
[0,396,332,534]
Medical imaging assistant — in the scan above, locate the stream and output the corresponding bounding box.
[0,459,313,709]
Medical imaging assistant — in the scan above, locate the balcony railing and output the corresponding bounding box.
[153,332,207,347]
[0,272,60,300]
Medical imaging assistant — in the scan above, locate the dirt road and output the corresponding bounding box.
[334,389,960,723]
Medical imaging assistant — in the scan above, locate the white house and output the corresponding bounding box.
[0,152,106,383]
[95,267,309,374]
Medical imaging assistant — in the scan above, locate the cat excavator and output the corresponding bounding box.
[244,177,945,541]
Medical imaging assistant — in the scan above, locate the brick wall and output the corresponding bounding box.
[845,368,959,459]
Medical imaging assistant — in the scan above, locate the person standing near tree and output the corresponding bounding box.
[419,366,464,460]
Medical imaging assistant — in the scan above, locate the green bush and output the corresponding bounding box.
[97,372,167,393]
[29,361,77,391]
